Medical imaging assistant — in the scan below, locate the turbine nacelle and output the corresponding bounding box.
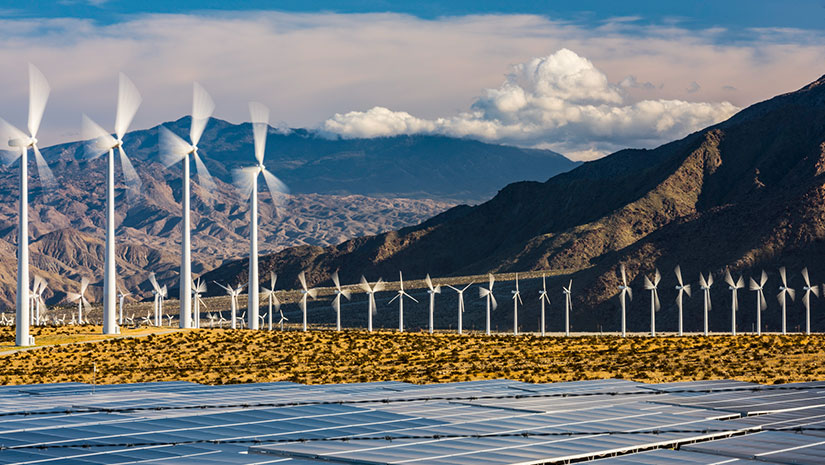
[9,137,34,148]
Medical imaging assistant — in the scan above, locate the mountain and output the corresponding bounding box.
[204,75,825,334]
[0,121,575,309]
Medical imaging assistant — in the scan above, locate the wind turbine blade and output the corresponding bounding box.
[262,168,289,203]
[0,119,26,155]
[749,277,759,291]
[249,101,269,165]
[388,294,399,304]
[298,271,308,292]
[398,271,404,291]
[813,285,820,297]
[425,274,433,291]
[462,283,473,292]
[81,114,115,159]
[27,63,50,138]
[479,288,489,298]
[725,269,735,287]
[706,293,712,312]
[787,288,796,301]
[80,277,90,295]
[779,267,787,287]
[621,264,627,287]
[332,270,341,290]
[374,278,385,293]
[643,276,653,290]
[341,289,351,300]
[517,293,523,305]
[489,273,495,290]
[32,144,56,188]
[158,126,190,168]
[231,166,258,201]
[114,72,141,140]
[654,291,660,311]
[674,265,683,286]
[736,276,744,289]
[760,270,768,287]
[190,82,214,146]
[118,146,142,202]
[490,293,497,311]
[192,150,217,193]
[627,286,632,301]
[307,289,318,299]
[707,274,714,287]
[270,271,277,289]
[446,285,459,293]
[699,273,708,289]
[149,273,160,292]
[802,267,811,288]
[759,291,767,311]
[66,292,81,303]
[683,284,691,297]
[803,291,810,309]
[359,276,371,293]
[654,268,661,287]
[542,274,547,293]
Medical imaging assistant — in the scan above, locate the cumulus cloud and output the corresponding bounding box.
[322,49,739,158]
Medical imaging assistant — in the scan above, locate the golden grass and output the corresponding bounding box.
[0,326,823,386]
[0,325,179,353]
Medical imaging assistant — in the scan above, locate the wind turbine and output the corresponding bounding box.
[159,83,216,330]
[749,270,768,335]
[297,271,317,332]
[31,276,47,326]
[643,270,661,336]
[331,271,351,331]
[699,272,713,336]
[725,269,744,335]
[538,275,550,337]
[801,267,819,335]
[0,64,56,346]
[674,266,691,336]
[777,267,795,335]
[193,278,208,328]
[360,276,385,332]
[117,286,130,326]
[149,273,164,326]
[511,274,523,336]
[262,272,280,331]
[425,274,440,334]
[82,73,143,336]
[447,283,473,334]
[232,102,289,331]
[618,265,632,337]
[389,272,418,332]
[562,279,573,337]
[66,277,91,325]
[216,282,245,329]
[479,274,497,335]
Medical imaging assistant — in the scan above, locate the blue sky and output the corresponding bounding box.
[0,1,822,159]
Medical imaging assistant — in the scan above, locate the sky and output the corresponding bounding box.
[0,1,823,160]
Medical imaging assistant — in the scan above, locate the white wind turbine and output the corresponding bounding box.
[749,270,768,335]
[0,64,56,346]
[538,275,550,337]
[149,273,164,326]
[216,282,245,329]
[331,271,351,331]
[562,279,573,337]
[389,272,418,332]
[66,277,91,325]
[801,267,819,335]
[297,272,318,332]
[479,274,497,335]
[232,103,289,331]
[511,274,523,336]
[193,278,208,328]
[777,267,795,335]
[643,270,661,336]
[618,265,632,337]
[117,286,130,326]
[425,274,440,334]
[31,276,47,326]
[262,272,280,331]
[82,73,143,336]
[159,83,217,330]
[699,272,713,336]
[725,269,744,335]
[360,276,385,332]
[674,266,691,336]
[447,283,473,335]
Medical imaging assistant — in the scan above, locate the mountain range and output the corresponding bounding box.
[203,75,825,334]
[0,122,576,308]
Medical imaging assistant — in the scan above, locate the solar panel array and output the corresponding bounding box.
[0,378,823,464]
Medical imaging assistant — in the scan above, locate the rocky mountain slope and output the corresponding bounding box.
[205,75,825,334]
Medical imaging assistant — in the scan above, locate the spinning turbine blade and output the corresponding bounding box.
[675,265,683,286]
[81,114,116,159]
[192,150,217,192]
[190,82,214,146]
[32,145,56,188]
[298,271,308,292]
[27,63,50,138]
[249,102,269,165]
[779,266,788,287]
[760,270,768,287]
[80,277,90,295]
[158,126,191,168]
[802,267,811,287]
[118,145,142,202]
[114,72,141,140]
[232,166,258,200]
[262,168,288,202]
[725,269,735,288]
[332,271,341,290]
[0,119,26,154]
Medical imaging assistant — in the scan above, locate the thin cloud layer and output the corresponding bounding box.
[322,49,739,158]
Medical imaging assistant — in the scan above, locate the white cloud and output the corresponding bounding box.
[322,49,740,158]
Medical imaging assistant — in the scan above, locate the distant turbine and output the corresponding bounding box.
[31,276,47,326]
[749,270,768,335]
[801,267,819,335]
[447,283,472,335]
[262,272,280,331]
[117,286,130,326]
[698,272,713,336]
[562,279,573,337]
[538,275,550,337]
[479,274,497,335]
[618,265,632,337]
[389,272,418,332]
[66,277,91,325]
[331,271,351,331]
[159,83,216,330]
[193,278,208,328]
[674,266,691,336]
[297,272,318,332]
[216,282,245,329]
[359,276,385,332]
[776,267,795,335]
[0,64,56,346]
[82,73,143,336]
[725,269,744,335]
[643,270,661,337]
[232,103,289,331]
[511,274,523,336]
[425,274,440,334]
[149,273,164,326]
